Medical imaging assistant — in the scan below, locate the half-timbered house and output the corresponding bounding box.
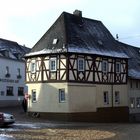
[25,10,138,122]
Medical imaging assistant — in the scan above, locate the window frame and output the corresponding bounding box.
[102,60,108,73]
[136,97,140,108]
[78,58,85,72]
[103,91,109,105]
[114,91,120,104]
[31,60,36,73]
[116,62,121,73]
[32,89,37,103]
[6,86,13,96]
[18,87,24,96]
[130,97,135,108]
[49,58,57,72]
[59,89,66,103]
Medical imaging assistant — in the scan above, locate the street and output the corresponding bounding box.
[1,106,140,140]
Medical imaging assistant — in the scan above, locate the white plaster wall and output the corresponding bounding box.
[0,58,27,106]
[27,83,69,112]
[68,83,97,112]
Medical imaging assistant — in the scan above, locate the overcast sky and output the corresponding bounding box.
[0,0,140,48]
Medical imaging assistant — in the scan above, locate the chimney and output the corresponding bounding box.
[73,10,82,17]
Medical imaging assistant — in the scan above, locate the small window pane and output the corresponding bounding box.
[59,89,66,103]
[102,61,108,73]
[50,58,57,71]
[136,98,140,108]
[103,91,109,104]
[18,87,24,96]
[116,62,121,73]
[78,58,84,71]
[115,91,120,104]
[31,62,36,73]
[32,89,37,103]
[130,98,135,108]
[6,86,13,96]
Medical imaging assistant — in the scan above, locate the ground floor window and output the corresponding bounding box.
[103,91,109,104]
[115,91,120,104]
[18,87,24,96]
[130,98,135,108]
[136,98,140,108]
[32,89,37,103]
[6,86,13,96]
[59,89,66,103]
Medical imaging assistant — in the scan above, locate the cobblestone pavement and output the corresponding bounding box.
[0,106,140,140]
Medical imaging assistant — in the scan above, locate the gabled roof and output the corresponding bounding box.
[26,11,128,58]
[0,38,31,61]
[25,10,140,80]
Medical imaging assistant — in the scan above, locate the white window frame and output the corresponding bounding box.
[78,58,85,71]
[31,60,36,73]
[102,60,108,73]
[59,89,66,103]
[32,89,37,103]
[50,58,57,72]
[116,62,121,73]
[115,91,120,104]
[103,91,109,105]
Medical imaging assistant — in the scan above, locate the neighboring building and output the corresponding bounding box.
[25,10,140,122]
[0,38,30,107]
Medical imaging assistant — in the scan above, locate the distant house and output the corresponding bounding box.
[25,10,140,122]
[0,38,30,107]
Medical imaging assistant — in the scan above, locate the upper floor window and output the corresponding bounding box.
[116,62,121,73]
[5,66,10,78]
[78,58,85,71]
[103,91,109,105]
[17,68,22,79]
[102,60,108,73]
[31,61,36,73]
[50,58,57,71]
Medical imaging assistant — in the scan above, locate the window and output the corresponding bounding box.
[18,87,24,96]
[78,58,85,71]
[52,38,58,44]
[59,89,66,103]
[103,91,109,104]
[50,58,57,71]
[116,62,121,73]
[32,89,37,103]
[136,80,139,89]
[115,91,120,104]
[136,98,140,108]
[130,98,135,108]
[31,61,36,73]
[17,68,22,79]
[6,86,13,96]
[102,60,108,73]
[5,66,10,77]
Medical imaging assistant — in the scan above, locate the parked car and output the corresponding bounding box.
[0,112,15,126]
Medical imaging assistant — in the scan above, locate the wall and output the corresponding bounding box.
[0,58,27,107]
[27,82,69,112]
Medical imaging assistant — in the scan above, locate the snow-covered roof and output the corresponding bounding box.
[25,11,140,79]
[0,38,31,61]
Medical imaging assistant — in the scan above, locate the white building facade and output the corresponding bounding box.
[0,38,30,107]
